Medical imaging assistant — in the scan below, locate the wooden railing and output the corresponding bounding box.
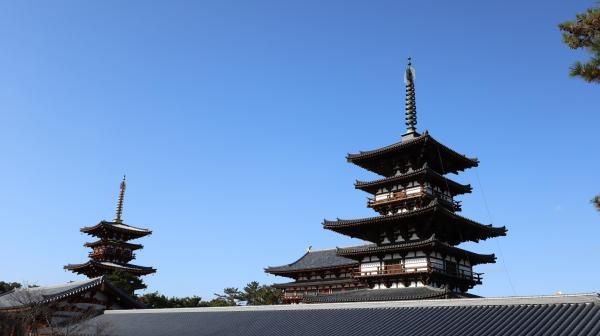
[367,190,425,207]
[353,262,483,283]
[353,264,415,277]
[89,250,134,260]
[367,189,461,210]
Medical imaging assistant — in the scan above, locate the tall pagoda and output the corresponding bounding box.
[267,59,507,303]
[64,177,156,291]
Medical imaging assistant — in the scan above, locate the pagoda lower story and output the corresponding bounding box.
[265,248,364,303]
[265,59,506,303]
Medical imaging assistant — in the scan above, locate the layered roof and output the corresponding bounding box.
[64,260,156,276]
[337,235,496,265]
[81,220,151,239]
[273,278,358,289]
[72,293,600,336]
[265,248,357,276]
[355,164,471,196]
[324,200,507,244]
[0,276,143,310]
[304,286,475,303]
[347,132,478,176]
[84,239,143,250]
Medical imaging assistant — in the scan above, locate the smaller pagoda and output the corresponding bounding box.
[64,177,156,290]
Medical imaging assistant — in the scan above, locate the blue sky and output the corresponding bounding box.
[0,1,598,299]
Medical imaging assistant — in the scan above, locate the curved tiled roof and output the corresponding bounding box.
[323,200,507,238]
[84,239,143,250]
[354,165,471,195]
[346,133,478,175]
[273,278,358,289]
[73,293,600,336]
[64,260,156,276]
[265,249,357,275]
[303,286,467,303]
[0,276,143,310]
[336,236,496,265]
[81,221,151,238]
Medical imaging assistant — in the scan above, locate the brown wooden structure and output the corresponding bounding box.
[266,59,506,302]
[64,177,156,290]
[0,276,143,336]
[265,248,365,303]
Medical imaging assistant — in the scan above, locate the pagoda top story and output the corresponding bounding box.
[65,177,156,291]
[346,59,478,176]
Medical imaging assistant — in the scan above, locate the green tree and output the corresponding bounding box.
[242,281,281,305]
[138,292,171,308]
[139,282,281,309]
[593,195,600,211]
[207,298,232,307]
[105,270,145,295]
[214,287,243,306]
[559,4,600,82]
[0,281,21,293]
[139,292,206,308]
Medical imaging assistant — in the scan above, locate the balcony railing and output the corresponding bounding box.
[353,262,482,283]
[367,190,425,207]
[353,264,413,277]
[89,251,134,260]
[367,189,461,211]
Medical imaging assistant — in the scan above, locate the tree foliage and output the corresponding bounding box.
[105,270,146,295]
[214,287,244,306]
[593,195,600,211]
[139,292,207,308]
[559,4,600,83]
[241,281,281,305]
[138,281,281,308]
[0,281,22,294]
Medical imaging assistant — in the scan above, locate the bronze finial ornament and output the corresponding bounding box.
[404,57,417,136]
[114,175,126,223]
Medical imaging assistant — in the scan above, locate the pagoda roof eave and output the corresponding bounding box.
[354,166,472,195]
[264,249,357,276]
[272,278,358,289]
[337,236,496,265]
[80,221,152,238]
[346,133,479,175]
[323,201,507,241]
[64,260,156,276]
[302,286,468,303]
[84,240,144,250]
[0,276,145,310]
[265,264,357,276]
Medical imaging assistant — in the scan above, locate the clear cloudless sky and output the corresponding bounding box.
[0,0,598,299]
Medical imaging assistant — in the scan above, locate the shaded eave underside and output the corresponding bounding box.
[84,239,143,250]
[303,286,469,303]
[64,260,156,275]
[273,278,358,289]
[323,202,506,238]
[346,133,478,174]
[355,166,471,195]
[81,221,151,238]
[337,236,496,265]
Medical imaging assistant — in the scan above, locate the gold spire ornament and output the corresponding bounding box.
[114,175,126,223]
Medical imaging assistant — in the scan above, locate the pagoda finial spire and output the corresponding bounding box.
[114,175,126,223]
[403,57,418,138]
